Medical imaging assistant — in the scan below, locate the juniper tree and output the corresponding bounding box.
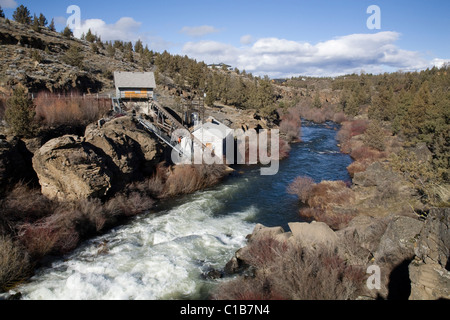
[5,87,37,137]
[13,5,32,24]
[48,18,56,31]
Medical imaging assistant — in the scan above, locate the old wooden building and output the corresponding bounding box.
[114,71,156,99]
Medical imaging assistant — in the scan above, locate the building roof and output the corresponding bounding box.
[114,72,156,89]
[193,117,232,139]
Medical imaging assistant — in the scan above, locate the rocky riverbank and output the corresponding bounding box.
[223,207,449,300]
[218,117,449,300]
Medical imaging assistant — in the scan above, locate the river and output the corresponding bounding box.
[8,121,352,300]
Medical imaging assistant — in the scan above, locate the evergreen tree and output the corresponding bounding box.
[312,92,322,108]
[5,87,37,137]
[106,42,115,58]
[62,26,73,39]
[32,14,40,32]
[134,39,144,55]
[38,13,47,27]
[48,18,56,31]
[13,5,32,24]
[0,6,5,19]
[85,29,96,42]
[62,44,84,68]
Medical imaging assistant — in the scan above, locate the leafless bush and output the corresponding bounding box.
[163,164,228,197]
[300,207,355,231]
[279,108,302,142]
[307,181,355,209]
[34,92,110,127]
[0,236,31,291]
[270,244,365,300]
[215,238,365,300]
[287,176,315,203]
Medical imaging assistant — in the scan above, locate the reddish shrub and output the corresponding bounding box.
[300,207,355,231]
[350,119,369,136]
[287,176,315,203]
[279,108,302,142]
[34,92,110,127]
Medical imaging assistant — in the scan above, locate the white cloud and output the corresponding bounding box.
[0,0,17,9]
[240,34,254,45]
[180,25,220,38]
[73,17,142,42]
[182,31,442,77]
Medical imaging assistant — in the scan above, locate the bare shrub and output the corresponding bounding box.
[307,181,355,209]
[163,164,227,198]
[34,92,109,127]
[300,207,355,231]
[333,112,348,124]
[215,239,365,300]
[287,176,315,203]
[0,236,31,291]
[0,183,54,228]
[279,108,302,142]
[270,244,365,300]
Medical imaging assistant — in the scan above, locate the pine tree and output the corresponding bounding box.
[85,29,96,42]
[32,14,40,32]
[312,92,322,108]
[62,44,84,68]
[13,5,32,24]
[38,13,47,27]
[48,18,56,31]
[5,87,37,137]
[134,39,144,55]
[363,120,386,151]
[0,6,5,18]
[62,26,73,39]
[106,42,115,58]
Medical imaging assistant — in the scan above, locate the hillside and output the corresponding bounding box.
[0,18,144,94]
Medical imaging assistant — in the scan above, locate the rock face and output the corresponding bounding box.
[85,117,164,188]
[409,208,450,300]
[32,117,164,201]
[32,135,113,201]
[226,211,449,300]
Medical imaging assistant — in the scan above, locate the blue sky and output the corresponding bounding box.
[1,0,449,77]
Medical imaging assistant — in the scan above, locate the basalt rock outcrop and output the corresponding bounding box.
[409,208,450,300]
[226,210,449,300]
[32,135,113,201]
[84,116,164,189]
[32,116,164,201]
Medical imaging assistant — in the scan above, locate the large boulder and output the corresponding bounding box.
[409,208,450,300]
[32,135,112,201]
[288,221,338,250]
[84,116,164,183]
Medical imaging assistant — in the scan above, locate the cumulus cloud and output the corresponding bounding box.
[182,31,443,77]
[180,25,220,38]
[73,17,142,42]
[0,0,17,9]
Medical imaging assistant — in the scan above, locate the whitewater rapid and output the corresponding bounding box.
[12,183,256,300]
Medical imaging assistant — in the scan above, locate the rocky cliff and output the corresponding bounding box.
[32,116,164,201]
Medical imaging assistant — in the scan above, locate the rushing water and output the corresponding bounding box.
[8,121,352,300]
